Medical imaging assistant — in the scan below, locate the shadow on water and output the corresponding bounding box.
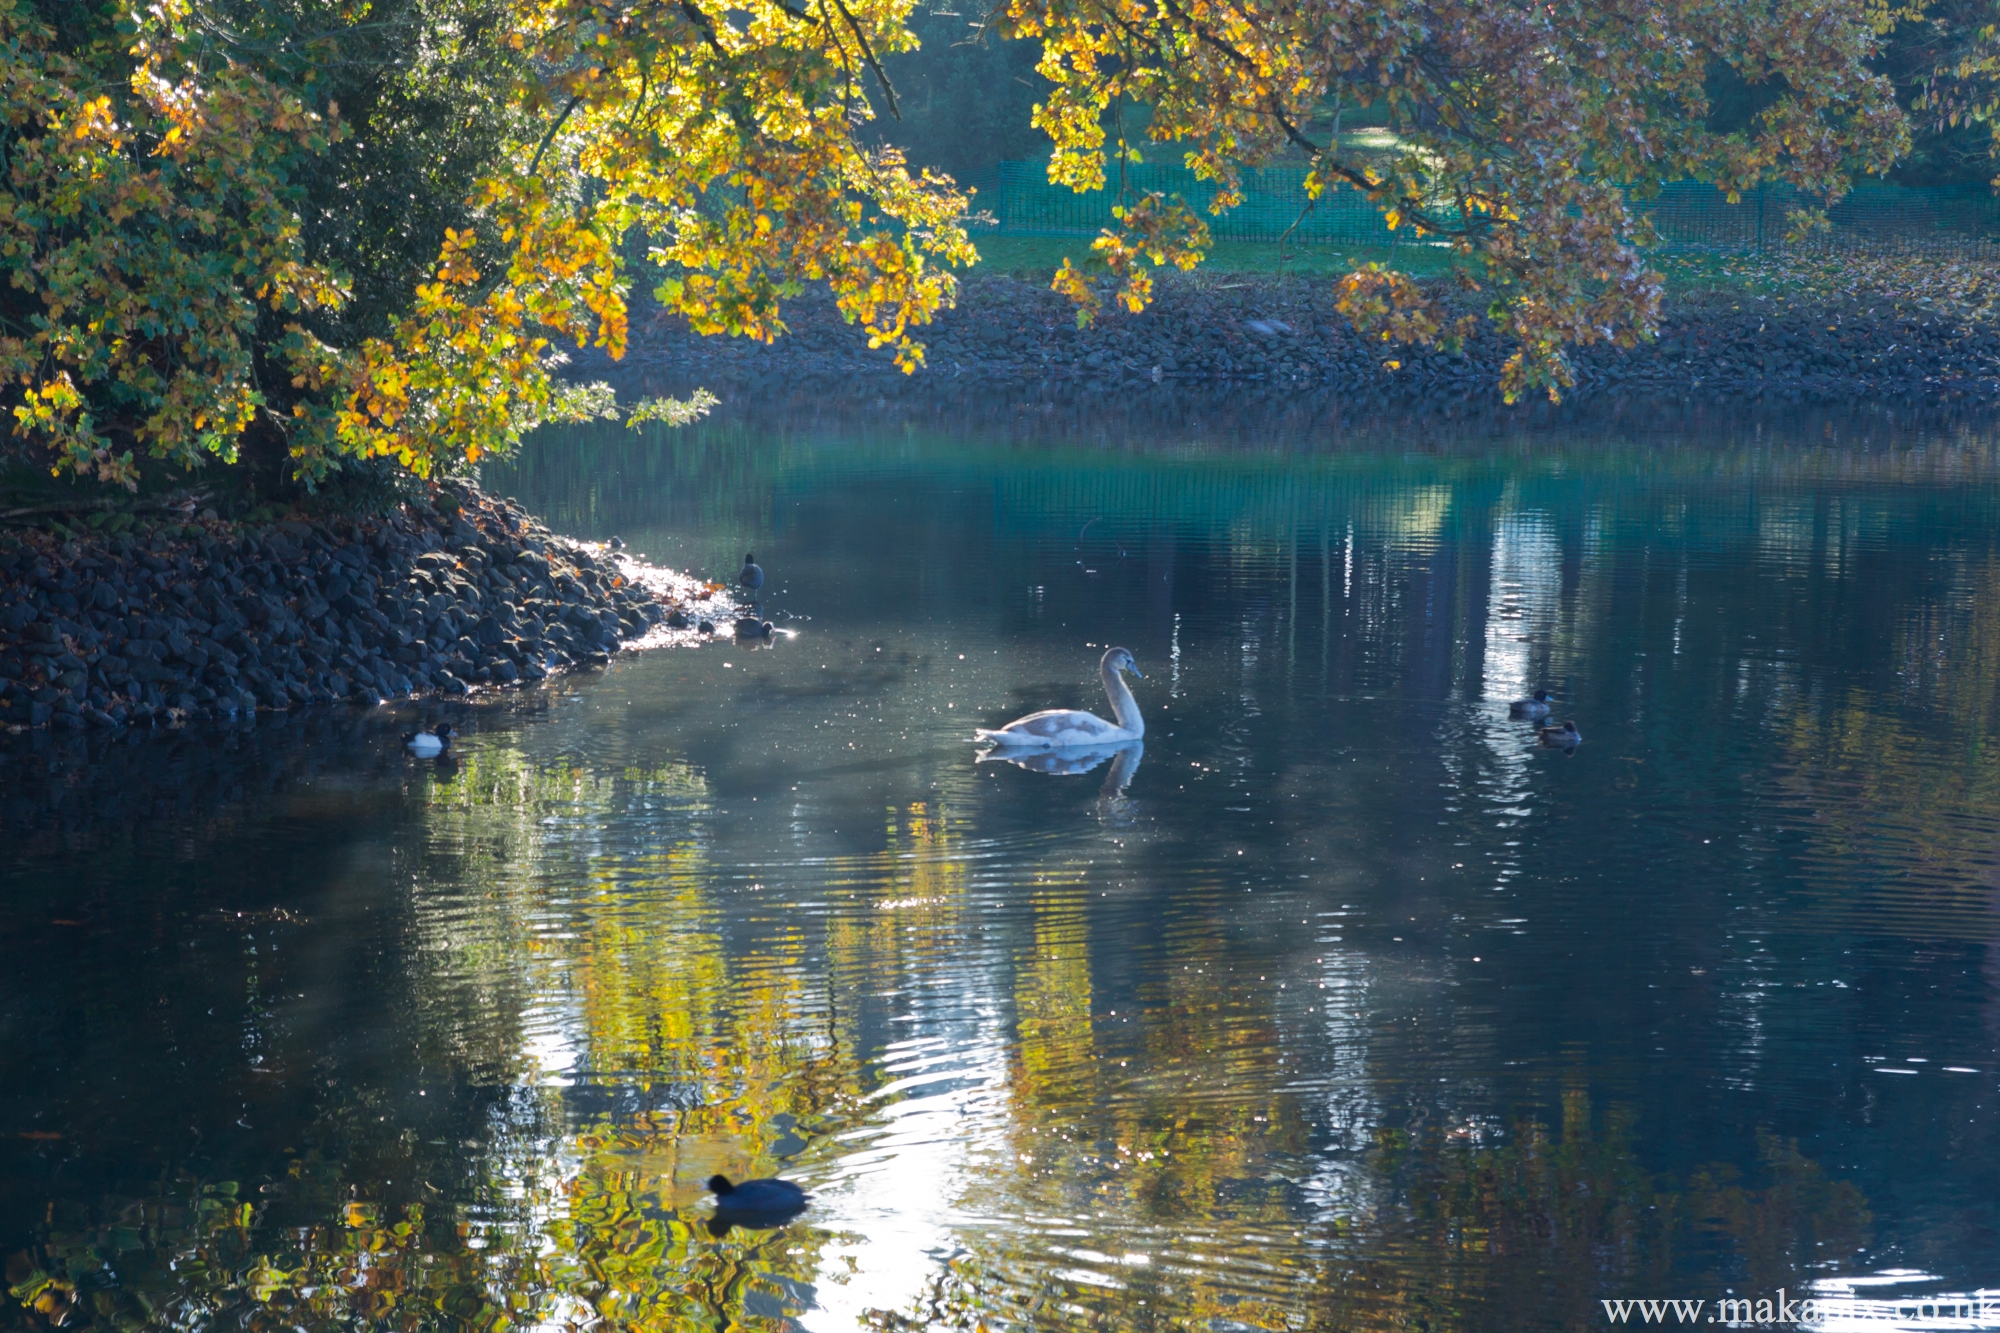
[7,389,2000,1330]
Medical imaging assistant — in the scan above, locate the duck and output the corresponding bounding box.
[975,647,1144,750]
[403,723,456,755]
[1509,689,1555,719]
[739,553,765,596]
[708,1174,808,1215]
[734,615,773,638]
[1539,721,1582,749]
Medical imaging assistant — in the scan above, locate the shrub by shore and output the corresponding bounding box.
[0,485,729,733]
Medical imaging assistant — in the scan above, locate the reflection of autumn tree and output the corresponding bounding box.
[472,792,989,1332]
[1775,551,2000,939]
[823,800,974,1010]
[1013,881,1096,1108]
[11,1090,1869,1333]
[544,1142,834,1333]
[869,1092,1869,1332]
[1318,1096,1870,1330]
[4,745,878,1333]
[7,1175,549,1333]
[892,902,1312,1331]
[1683,1135,1873,1295]
[526,825,857,1332]
[7,1165,828,1333]
[517,798,985,1333]
[7,718,1889,1333]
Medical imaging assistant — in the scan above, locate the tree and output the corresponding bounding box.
[1,0,972,488]
[0,0,1919,489]
[1002,0,1912,399]
[1877,0,2000,186]
[0,0,345,487]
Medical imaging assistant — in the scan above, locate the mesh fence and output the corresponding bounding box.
[971,159,2000,253]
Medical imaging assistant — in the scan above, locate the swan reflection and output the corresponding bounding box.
[980,740,1144,807]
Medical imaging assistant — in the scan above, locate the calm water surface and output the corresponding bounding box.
[6,400,2000,1331]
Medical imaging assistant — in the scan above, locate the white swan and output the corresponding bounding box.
[976,647,1144,750]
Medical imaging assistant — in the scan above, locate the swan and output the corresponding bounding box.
[739,553,765,595]
[1509,689,1554,719]
[976,647,1144,750]
[1539,721,1581,749]
[403,724,455,755]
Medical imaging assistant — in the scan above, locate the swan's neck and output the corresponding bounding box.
[1101,665,1143,736]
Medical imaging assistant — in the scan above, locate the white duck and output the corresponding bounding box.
[976,647,1144,750]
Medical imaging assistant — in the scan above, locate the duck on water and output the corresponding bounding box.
[403,724,456,755]
[705,1174,808,1235]
[1510,689,1555,719]
[976,647,1144,750]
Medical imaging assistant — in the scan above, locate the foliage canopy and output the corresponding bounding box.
[1006,0,1911,399]
[0,0,1941,484]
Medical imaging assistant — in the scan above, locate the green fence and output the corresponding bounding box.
[971,159,2000,253]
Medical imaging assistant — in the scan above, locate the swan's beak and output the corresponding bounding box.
[1127,663,1144,678]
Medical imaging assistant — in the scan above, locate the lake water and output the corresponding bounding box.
[7,395,2000,1332]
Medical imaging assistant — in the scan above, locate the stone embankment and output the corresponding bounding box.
[617,275,2000,403]
[0,486,721,732]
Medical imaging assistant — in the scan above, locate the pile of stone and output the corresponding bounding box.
[607,274,2000,404]
[0,485,701,732]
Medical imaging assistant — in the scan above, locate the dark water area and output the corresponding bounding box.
[7,395,2000,1331]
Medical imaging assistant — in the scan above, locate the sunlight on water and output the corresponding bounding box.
[6,401,2000,1331]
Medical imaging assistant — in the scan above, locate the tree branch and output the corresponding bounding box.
[528,93,585,176]
[829,0,901,120]
[679,0,729,57]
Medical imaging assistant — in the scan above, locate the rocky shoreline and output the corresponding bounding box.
[611,273,2000,404]
[0,485,733,733]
